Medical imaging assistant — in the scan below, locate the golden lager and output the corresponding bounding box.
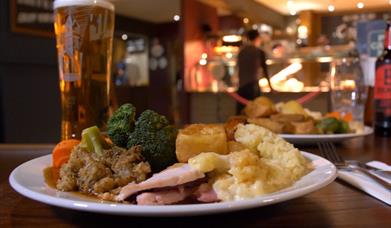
[53,0,115,139]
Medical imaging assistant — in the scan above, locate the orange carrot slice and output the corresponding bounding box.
[325,111,341,119]
[52,139,80,168]
[342,112,353,122]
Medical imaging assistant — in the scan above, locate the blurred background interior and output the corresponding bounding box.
[1,0,390,143]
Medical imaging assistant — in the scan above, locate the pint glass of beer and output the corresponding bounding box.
[53,0,115,139]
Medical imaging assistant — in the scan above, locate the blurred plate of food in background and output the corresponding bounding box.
[280,126,373,144]
[232,96,372,144]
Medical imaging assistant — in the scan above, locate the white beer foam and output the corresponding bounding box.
[53,0,114,11]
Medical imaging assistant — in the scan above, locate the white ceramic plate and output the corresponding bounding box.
[9,152,336,217]
[280,126,373,144]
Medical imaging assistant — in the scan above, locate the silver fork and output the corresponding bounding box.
[318,142,391,191]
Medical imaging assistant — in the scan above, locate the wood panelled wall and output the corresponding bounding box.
[0,0,59,143]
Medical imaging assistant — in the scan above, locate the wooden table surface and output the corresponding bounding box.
[0,135,390,227]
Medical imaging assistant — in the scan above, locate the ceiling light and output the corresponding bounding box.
[222,35,242,43]
[297,25,308,39]
[287,0,294,8]
[260,24,272,33]
[199,58,207,66]
[298,25,308,34]
[328,5,335,12]
[286,27,294,34]
[173,15,180,21]
[290,9,297,16]
[225,52,233,59]
[121,34,128,40]
[243,17,249,24]
[357,2,364,9]
[389,0,391,4]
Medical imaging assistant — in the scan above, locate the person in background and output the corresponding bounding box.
[114,62,128,86]
[236,29,269,113]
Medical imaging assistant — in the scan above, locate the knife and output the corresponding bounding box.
[347,160,391,182]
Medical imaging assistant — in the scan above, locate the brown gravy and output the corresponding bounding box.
[43,166,58,188]
[43,167,207,205]
[43,166,103,201]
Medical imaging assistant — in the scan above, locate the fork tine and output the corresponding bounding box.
[328,142,344,163]
[329,143,338,161]
[317,143,323,156]
[329,143,339,163]
[317,142,342,164]
[317,142,328,160]
[325,142,336,162]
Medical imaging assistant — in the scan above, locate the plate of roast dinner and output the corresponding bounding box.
[280,126,373,144]
[9,103,337,216]
[234,96,373,144]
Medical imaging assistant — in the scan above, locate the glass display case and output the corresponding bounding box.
[185,44,355,93]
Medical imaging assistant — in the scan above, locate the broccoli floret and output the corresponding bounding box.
[338,120,350,133]
[134,109,169,131]
[316,117,350,134]
[107,103,136,147]
[127,110,177,172]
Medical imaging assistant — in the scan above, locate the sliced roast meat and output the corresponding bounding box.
[137,183,219,205]
[136,186,191,205]
[194,183,219,203]
[115,163,205,201]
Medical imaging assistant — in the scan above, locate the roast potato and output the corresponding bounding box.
[278,100,306,115]
[290,119,317,134]
[176,124,228,162]
[243,96,276,118]
[247,118,284,133]
[270,113,306,123]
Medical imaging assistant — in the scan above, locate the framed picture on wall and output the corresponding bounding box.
[10,0,54,37]
[112,32,150,87]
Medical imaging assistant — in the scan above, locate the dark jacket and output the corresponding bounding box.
[237,44,268,88]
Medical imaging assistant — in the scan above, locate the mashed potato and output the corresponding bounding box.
[189,124,311,201]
